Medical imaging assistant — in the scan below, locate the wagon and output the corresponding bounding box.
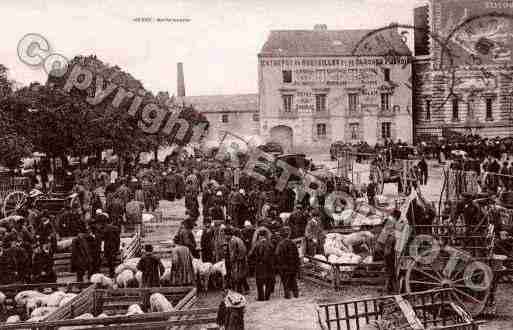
[317,288,481,330]
[2,189,80,218]
[0,285,219,330]
[396,190,504,317]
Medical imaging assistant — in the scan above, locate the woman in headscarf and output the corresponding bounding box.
[169,243,195,286]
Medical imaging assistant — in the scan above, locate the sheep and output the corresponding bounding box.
[279,212,291,224]
[126,304,144,315]
[212,260,226,277]
[116,269,135,288]
[6,315,21,323]
[149,293,174,313]
[14,290,46,305]
[56,238,74,251]
[160,268,172,283]
[0,291,5,305]
[115,258,140,275]
[30,306,57,319]
[341,231,375,253]
[135,271,143,288]
[211,260,226,289]
[90,273,114,288]
[59,313,96,330]
[192,258,213,292]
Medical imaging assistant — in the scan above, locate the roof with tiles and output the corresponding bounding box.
[182,94,258,113]
[259,26,412,56]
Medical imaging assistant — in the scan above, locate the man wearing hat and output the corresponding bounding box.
[103,217,121,277]
[276,226,300,299]
[248,229,275,301]
[225,226,248,294]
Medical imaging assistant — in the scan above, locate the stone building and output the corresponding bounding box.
[183,94,260,146]
[413,0,513,139]
[258,25,414,153]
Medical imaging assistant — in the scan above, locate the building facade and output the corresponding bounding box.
[413,0,513,139]
[183,94,260,146]
[258,25,414,153]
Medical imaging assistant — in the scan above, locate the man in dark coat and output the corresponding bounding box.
[248,230,275,301]
[209,192,226,222]
[418,157,428,185]
[137,244,165,287]
[185,185,200,221]
[32,243,56,283]
[86,229,102,275]
[71,232,92,282]
[275,227,300,299]
[0,241,16,285]
[174,219,197,257]
[287,205,307,239]
[6,239,30,283]
[103,220,121,277]
[200,221,215,263]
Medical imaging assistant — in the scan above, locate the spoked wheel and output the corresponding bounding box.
[405,248,492,317]
[2,190,28,217]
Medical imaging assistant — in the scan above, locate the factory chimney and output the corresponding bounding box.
[177,62,185,97]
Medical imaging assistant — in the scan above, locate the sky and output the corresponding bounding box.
[1,0,427,96]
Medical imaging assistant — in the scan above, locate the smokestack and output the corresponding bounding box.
[177,62,185,97]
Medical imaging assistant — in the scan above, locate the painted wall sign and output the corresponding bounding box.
[259,56,410,67]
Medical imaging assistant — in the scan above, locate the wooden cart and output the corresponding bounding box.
[317,289,481,330]
[396,191,501,317]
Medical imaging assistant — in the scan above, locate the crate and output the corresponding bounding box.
[0,282,91,322]
[301,256,385,290]
[317,289,481,330]
[0,285,219,330]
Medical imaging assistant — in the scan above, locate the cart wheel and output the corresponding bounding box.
[2,190,28,217]
[371,166,384,195]
[405,249,491,317]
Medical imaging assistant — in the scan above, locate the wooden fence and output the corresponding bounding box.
[0,285,219,330]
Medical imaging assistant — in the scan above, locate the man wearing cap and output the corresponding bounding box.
[288,205,307,239]
[305,210,325,256]
[209,192,226,222]
[276,226,300,299]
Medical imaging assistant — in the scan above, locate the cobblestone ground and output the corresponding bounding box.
[136,158,513,329]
